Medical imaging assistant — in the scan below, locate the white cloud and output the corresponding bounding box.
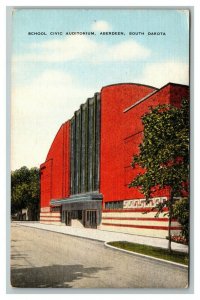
[13,36,98,63]
[91,20,111,31]
[106,40,151,61]
[13,36,151,64]
[11,70,96,170]
[136,61,189,88]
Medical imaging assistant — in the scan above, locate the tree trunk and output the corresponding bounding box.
[168,211,172,253]
[168,192,174,253]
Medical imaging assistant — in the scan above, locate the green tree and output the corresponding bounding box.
[11,166,40,220]
[129,99,189,251]
[173,197,189,243]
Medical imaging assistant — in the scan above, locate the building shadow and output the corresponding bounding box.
[11,264,111,288]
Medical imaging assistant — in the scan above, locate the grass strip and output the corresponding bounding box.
[108,241,188,265]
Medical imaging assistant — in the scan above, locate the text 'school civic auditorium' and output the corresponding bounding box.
[40,82,189,238]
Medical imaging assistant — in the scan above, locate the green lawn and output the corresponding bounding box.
[108,241,189,265]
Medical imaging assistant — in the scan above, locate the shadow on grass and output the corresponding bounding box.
[11,264,111,288]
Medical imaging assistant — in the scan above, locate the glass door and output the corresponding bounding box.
[85,210,97,228]
[65,211,71,226]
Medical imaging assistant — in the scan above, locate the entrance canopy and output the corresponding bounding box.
[50,192,103,225]
[50,192,102,206]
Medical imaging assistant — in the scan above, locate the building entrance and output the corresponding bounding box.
[60,195,102,228]
[64,209,97,229]
[84,210,97,229]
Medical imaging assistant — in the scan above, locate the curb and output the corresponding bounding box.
[104,242,188,269]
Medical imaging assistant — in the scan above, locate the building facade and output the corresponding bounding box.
[40,82,189,238]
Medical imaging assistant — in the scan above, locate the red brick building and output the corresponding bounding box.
[40,82,189,238]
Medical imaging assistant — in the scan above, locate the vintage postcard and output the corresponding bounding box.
[10,8,190,289]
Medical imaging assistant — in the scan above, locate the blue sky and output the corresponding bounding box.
[11,8,189,170]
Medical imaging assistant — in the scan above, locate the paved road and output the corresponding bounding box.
[10,223,188,288]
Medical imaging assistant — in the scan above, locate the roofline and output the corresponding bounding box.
[123,82,189,113]
[70,92,100,121]
[166,82,189,88]
[101,82,158,91]
[45,121,70,161]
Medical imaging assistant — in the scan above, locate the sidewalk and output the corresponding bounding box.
[14,221,188,253]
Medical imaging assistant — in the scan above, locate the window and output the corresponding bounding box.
[105,201,123,210]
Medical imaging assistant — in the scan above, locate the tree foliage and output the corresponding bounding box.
[173,198,189,243]
[11,166,40,220]
[129,99,189,248]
